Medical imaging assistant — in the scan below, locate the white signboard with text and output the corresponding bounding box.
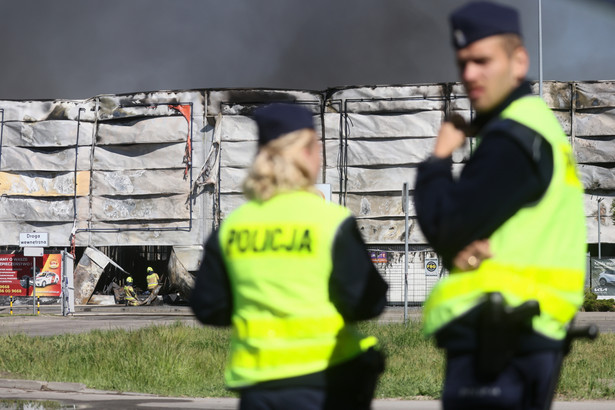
[19,232,49,247]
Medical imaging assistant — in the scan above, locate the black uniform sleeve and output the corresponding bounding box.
[189,230,233,326]
[414,123,553,267]
[329,216,388,322]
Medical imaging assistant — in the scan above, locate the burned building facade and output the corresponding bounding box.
[1,81,613,304]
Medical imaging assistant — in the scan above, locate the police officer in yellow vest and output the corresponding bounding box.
[414,2,586,409]
[146,267,159,292]
[190,103,388,410]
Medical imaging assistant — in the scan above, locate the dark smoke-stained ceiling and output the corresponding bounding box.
[0,0,614,100]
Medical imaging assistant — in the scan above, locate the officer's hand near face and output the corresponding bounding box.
[434,121,467,158]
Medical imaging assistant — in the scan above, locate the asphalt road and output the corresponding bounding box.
[1,304,614,337]
[1,305,614,409]
[0,304,422,337]
[1,380,614,410]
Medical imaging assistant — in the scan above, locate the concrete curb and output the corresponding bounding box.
[0,379,614,410]
[45,381,87,392]
[0,378,159,397]
[0,379,44,390]
[0,378,86,392]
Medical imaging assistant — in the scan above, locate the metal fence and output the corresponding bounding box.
[368,246,443,305]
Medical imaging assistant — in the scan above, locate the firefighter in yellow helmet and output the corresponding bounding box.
[146,267,160,292]
[124,276,139,306]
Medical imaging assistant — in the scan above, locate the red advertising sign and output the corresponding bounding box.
[0,254,62,297]
[370,251,388,264]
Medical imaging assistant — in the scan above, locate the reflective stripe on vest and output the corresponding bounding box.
[146,274,158,289]
[219,191,377,388]
[229,318,378,384]
[423,96,586,341]
[423,261,584,339]
[124,286,136,301]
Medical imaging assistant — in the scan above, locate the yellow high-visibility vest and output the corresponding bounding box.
[218,191,377,388]
[146,273,159,290]
[124,285,137,301]
[423,95,586,341]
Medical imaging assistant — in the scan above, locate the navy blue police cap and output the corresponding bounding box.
[253,103,314,147]
[450,1,521,50]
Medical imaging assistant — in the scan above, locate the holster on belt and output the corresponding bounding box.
[475,292,540,381]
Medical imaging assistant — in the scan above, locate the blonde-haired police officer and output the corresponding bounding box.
[190,103,388,410]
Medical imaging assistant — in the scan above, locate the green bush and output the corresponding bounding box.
[583,290,615,312]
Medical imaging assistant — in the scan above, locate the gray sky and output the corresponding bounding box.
[1,0,614,100]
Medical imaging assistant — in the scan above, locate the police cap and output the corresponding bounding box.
[450,1,521,50]
[254,103,314,147]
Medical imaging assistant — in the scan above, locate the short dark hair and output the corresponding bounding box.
[499,33,523,56]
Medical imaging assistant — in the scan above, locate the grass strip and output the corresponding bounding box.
[0,320,613,400]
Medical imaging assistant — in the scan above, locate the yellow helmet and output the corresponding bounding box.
[147,267,154,273]
[126,276,133,284]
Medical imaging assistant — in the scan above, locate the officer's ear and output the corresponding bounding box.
[511,46,529,82]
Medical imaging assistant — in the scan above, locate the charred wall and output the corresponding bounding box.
[1,81,614,255]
